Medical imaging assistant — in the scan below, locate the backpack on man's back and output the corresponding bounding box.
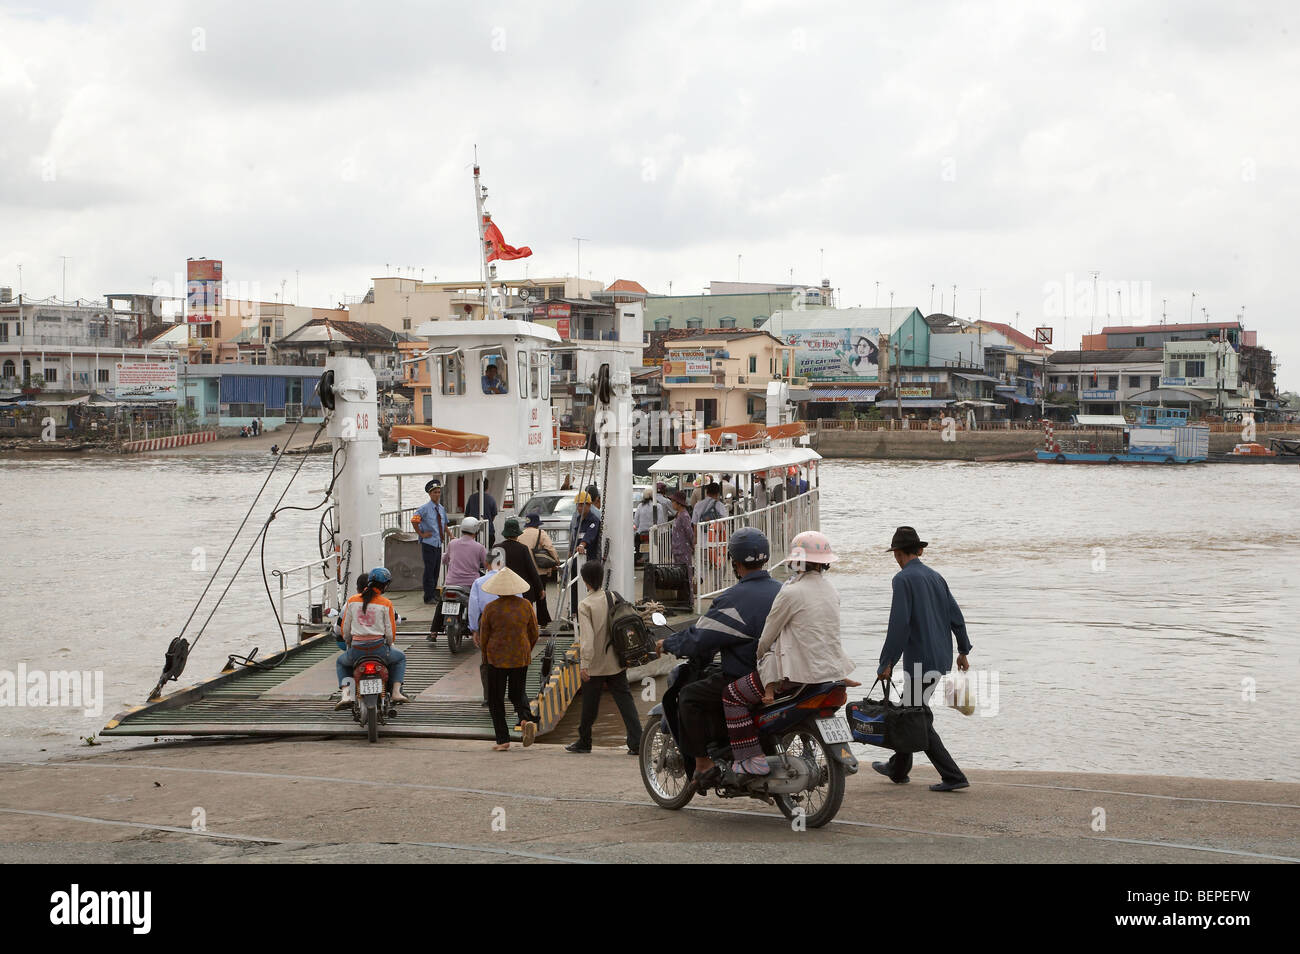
[604,590,658,669]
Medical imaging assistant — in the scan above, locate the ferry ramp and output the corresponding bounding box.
[102,586,694,743]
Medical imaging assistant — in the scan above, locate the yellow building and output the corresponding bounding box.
[661,330,795,427]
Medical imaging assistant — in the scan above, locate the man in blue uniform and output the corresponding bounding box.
[657,527,781,784]
[874,525,973,792]
[411,479,447,604]
[567,491,602,615]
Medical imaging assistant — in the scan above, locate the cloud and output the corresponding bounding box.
[1,0,1298,386]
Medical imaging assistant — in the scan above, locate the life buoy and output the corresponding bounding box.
[390,425,490,453]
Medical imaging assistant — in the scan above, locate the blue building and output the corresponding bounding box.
[181,364,325,429]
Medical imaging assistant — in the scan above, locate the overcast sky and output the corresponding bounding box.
[2,1,1297,388]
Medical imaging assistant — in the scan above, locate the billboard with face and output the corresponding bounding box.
[782,327,881,382]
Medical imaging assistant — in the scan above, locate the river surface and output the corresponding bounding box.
[1,454,1297,782]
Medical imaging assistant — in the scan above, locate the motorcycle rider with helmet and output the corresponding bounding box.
[655,527,781,787]
[335,567,409,708]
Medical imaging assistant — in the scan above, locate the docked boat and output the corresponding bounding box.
[1037,406,1209,464]
[102,168,822,744]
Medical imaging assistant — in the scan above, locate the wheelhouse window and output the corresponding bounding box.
[480,351,508,394]
[518,351,528,400]
[439,353,464,395]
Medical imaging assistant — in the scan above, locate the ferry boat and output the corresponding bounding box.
[102,168,822,744]
[1037,406,1209,464]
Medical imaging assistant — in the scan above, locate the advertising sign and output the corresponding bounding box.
[186,259,222,324]
[115,361,178,400]
[547,304,571,319]
[187,259,222,281]
[898,387,932,398]
[556,317,570,339]
[1082,389,1116,400]
[664,358,712,378]
[780,327,880,382]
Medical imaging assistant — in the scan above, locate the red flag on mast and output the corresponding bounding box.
[483,215,532,262]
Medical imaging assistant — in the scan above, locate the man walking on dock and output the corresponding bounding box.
[874,526,972,792]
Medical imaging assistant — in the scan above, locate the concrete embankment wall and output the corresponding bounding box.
[811,428,1300,461]
[121,430,219,454]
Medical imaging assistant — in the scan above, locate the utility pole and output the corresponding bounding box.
[930,284,935,313]
[1190,291,1196,322]
[60,255,71,302]
[874,282,879,307]
[572,237,589,291]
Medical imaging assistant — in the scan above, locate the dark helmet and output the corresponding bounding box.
[727,527,770,567]
[368,567,393,586]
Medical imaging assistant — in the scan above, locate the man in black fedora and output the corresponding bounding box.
[874,526,972,792]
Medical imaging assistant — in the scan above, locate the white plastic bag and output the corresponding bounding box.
[945,670,976,716]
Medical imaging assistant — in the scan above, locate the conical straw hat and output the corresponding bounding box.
[481,567,530,596]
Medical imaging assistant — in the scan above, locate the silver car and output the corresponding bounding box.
[518,489,579,560]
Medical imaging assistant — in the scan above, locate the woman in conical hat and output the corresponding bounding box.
[476,567,541,750]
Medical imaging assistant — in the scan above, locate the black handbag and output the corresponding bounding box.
[846,677,930,753]
[530,529,558,571]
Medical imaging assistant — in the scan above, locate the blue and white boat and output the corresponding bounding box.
[1038,406,1209,464]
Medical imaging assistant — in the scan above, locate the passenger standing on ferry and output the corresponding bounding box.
[654,481,674,516]
[692,482,727,524]
[412,479,447,604]
[517,512,560,580]
[465,484,499,551]
[497,517,551,627]
[669,491,695,591]
[335,568,408,708]
[468,568,500,708]
[476,568,541,751]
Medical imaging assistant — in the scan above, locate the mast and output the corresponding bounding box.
[474,154,495,321]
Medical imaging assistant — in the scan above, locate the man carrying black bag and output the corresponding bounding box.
[874,526,973,792]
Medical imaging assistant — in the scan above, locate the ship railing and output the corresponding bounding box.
[380,506,419,532]
[271,550,341,627]
[693,488,819,614]
[647,519,675,565]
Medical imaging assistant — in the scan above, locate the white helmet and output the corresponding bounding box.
[459,516,481,535]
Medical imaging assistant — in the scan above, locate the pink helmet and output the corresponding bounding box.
[789,530,837,565]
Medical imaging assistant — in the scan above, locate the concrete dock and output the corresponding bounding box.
[1,739,1295,863]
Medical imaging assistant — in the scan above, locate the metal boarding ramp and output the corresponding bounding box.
[101,584,588,741]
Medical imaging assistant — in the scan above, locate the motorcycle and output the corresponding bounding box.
[432,586,471,653]
[639,616,858,829]
[349,653,397,743]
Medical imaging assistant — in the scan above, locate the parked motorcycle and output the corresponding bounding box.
[432,586,472,653]
[349,654,397,743]
[639,615,858,828]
